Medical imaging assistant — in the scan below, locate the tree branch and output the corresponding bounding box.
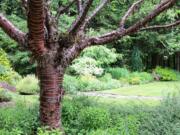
[0,13,25,45]
[86,0,176,45]
[76,0,83,14]
[56,0,76,19]
[119,0,144,28]
[80,0,109,31]
[68,0,94,35]
[141,20,180,30]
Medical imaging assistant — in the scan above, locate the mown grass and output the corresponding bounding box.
[99,81,180,97]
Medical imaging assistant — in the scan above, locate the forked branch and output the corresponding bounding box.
[119,0,144,28]
[80,0,109,31]
[56,0,76,19]
[68,0,94,35]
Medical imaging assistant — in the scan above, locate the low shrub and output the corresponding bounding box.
[0,88,12,102]
[154,66,177,81]
[0,49,21,85]
[107,67,130,79]
[0,103,39,134]
[16,75,39,95]
[63,74,122,93]
[78,107,111,130]
[128,72,153,85]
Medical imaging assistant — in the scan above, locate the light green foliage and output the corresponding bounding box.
[0,88,12,102]
[16,75,39,95]
[0,103,39,135]
[0,49,21,84]
[37,127,63,135]
[107,67,130,79]
[69,57,104,76]
[154,66,177,81]
[78,107,111,130]
[128,72,154,85]
[63,74,122,93]
[82,46,121,67]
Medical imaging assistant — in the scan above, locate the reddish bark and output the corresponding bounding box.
[37,64,64,129]
[27,0,47,55]
[0,14,25,45]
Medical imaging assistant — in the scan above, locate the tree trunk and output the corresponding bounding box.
[37,64,64,129]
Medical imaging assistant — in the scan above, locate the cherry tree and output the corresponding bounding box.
[0,0,179,130]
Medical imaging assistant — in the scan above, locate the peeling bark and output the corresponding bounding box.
[37,64,64,129]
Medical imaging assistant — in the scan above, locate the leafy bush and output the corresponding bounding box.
[154,66,177,81]
[128,72,153,85]
[16,75,39,95]
[78,107,111,130]
[63,74,122,93]
[0,48,21,85]
[0,89,12,102]
[0,103,39,134]
[69,57,104,76]
[107,67,130,79]
[81,46,121,67]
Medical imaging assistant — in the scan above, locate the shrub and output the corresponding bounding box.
[0,48,21,85]
[154,66,177,81]
[0,88,12,102]
[69,57,104,76]
[0,103,39,134]
[128,72,153,85]
[16,75,39,95]
[107,67,130,79]
[63,75,79,93]
[81,46,121,67]
[78,107,111,130]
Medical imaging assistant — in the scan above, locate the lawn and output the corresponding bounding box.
[99,81,180,97]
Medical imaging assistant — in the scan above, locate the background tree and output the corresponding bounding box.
[0,0,179,130]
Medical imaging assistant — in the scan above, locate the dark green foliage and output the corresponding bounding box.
[154,66,177,81]
[131,47,144,72]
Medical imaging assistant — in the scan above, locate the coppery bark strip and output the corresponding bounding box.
[0,13,25,45]
[28,0,47,55]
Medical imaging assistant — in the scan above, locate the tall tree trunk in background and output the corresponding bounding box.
[37,64,64,129]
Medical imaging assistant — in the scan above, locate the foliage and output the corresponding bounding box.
[0,88,12,102]
[127,72,154,85]
[107,67,130,79]
[78,107,111,130]
[0,48,21,85]
[37,127,63,135]
[0,102,39,135]
[69,57,103,76]
[81,46,121,67]
[131,47,144,72]
[154,66,177,81]
[63,74,122,93]
[16,75,39,95]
